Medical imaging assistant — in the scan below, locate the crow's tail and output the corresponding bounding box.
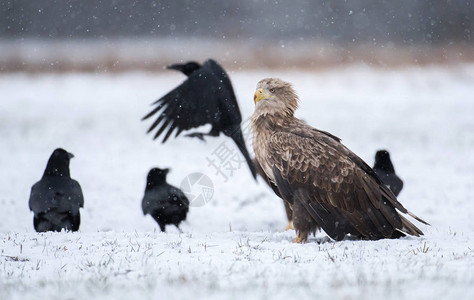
[230,128,257,179]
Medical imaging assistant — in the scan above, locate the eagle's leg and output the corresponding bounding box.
[283,200,294,230]
[286,222,294,231]
[291,200,317,243]
[184,126,220,141]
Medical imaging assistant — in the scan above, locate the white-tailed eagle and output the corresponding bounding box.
[251,78,428,242]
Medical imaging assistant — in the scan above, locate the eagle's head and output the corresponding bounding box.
[253,78,299,117]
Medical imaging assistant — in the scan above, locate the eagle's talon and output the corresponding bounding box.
[292,236,304,244]
[285,221,294,231]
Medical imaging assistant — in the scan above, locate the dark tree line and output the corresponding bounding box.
[1,0,472,45]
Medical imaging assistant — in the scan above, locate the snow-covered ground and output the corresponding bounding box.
[1,65,473,299]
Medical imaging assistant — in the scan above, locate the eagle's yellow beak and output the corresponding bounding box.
[254,89,270,104]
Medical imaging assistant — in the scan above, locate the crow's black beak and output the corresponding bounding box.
[68,152,75,159]
[166,64,182,71]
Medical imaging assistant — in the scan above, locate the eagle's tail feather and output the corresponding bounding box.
[407,210,430,225]
[398,214,424,236]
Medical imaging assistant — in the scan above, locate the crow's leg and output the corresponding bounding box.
[184,126,220,141]
[159,223,166,232]
[34,216,53,232]
[175,224,183,233]
[70,214,81,232]
[184,132,206,141]
[151,214,166,232]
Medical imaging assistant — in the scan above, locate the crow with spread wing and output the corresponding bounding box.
[143,59,256,179]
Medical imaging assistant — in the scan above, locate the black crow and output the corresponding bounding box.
[142,168,189,232]
[29,148,84,232]
[373,150,404,196]
[142,59,257,179]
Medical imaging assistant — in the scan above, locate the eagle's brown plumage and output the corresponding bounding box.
[255,158,293,229]
[251,78,428,242]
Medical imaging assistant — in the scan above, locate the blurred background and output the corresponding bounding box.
[2,4,474,298]
[1,0,473,72]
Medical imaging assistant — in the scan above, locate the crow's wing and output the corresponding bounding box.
[142,185,189,215]
[69,179,84,210]
[203,59,242,126]
[203,60,256,178]
[170,186,190,207]
[142,187,166,215]
[29,178,83,215]
[143,66,231,143]
[141,191,153,215]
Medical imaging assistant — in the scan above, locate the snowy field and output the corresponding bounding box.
[1,65,474,299]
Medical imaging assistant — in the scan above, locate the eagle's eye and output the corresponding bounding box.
[269,88,275,93]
